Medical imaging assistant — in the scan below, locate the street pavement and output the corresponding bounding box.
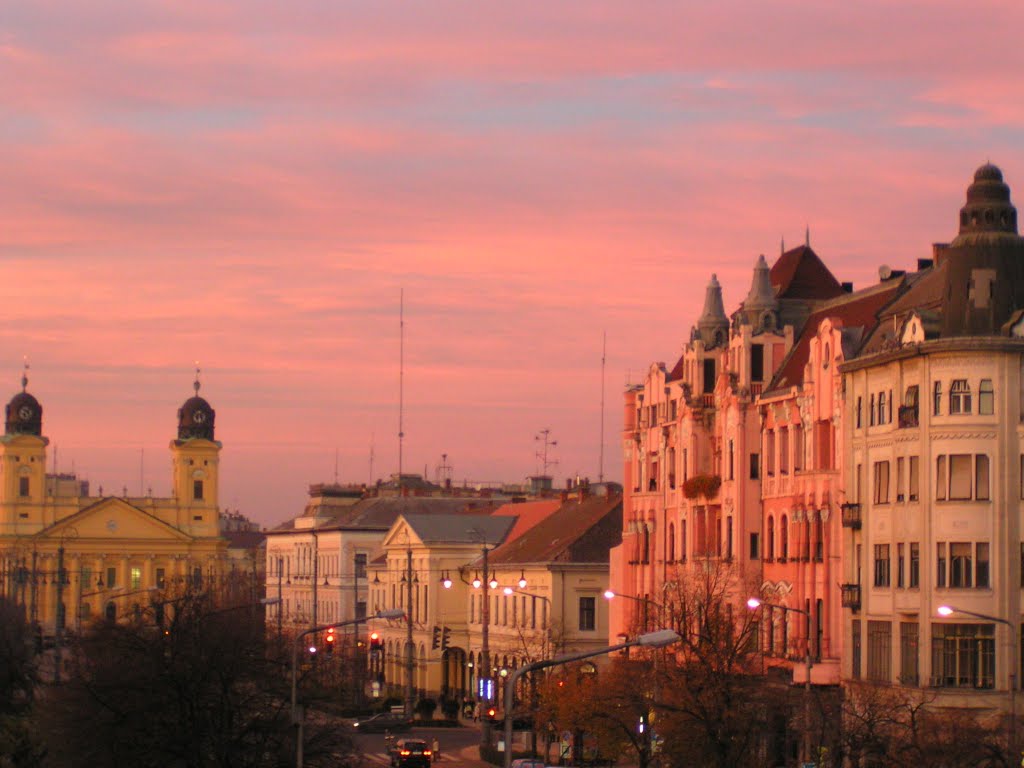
[352,718,493,768]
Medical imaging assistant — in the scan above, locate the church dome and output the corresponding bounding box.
[177,373,215,440]
[5,380,42,437]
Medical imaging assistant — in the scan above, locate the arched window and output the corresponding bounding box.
[104,601,117,622]
[668,523,676,563]
[780,516,789,560]
[767,516,775,561]
[642,524,651,564]
[815,514,824,561]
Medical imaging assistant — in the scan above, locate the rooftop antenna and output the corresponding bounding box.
[398,289,405,492]
[140,448,144,496]
[436,453,453,485]
[369,432,376,486]
[535,428,559,477]
[599,332,606,483]
[334,448,339,484]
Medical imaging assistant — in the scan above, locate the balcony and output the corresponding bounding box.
[840,584,861,610]
[841,503,862,529]
[898,405,919,428]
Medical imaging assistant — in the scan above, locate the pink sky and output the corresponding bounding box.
[2,1,1024,528]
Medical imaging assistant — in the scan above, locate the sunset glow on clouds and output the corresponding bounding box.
[2,1,1024,525]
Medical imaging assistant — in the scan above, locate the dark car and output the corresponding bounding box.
[391,738,432,768]
[351,712,412,734]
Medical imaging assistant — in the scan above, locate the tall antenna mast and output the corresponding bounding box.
[369,432,376,487]
[534,428,559,477]
[599,331,606,483]
[334,448,339,484]
[140,448,144,496]
[398,289,405,491]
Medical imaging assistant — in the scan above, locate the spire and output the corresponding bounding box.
[742,254,779,333]
[805,225,810,248]
[780,236,785,256]
[21,357,28,393]
[193,362,201,396]
[696,274,729,348]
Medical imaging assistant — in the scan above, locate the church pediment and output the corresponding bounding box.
[39,497,194,544]
[382,516,424,549]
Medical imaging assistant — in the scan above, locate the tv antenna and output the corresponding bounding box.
[535,429,559,477]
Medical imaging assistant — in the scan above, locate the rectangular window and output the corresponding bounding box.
[949,455,972,500]
[18,477,29,497]
[936,456,947,500]
[356,601,367,620]
[931,623,995,688]
[156,568,166,589]
[728,440,734,481]
[751,344,764,381]
[873,461,890,504]
[933,381,942,416]
[355,553,368,579]
[130,567,141,590]
[900,622,920,686]
[976,543,990,588]
[750,532,759,560]
[937,542,947,587]
[579,597,596,631]
[950,542,972,588]
[106,567,117,588]
[908,456,920,501]
[878,391,887,425]
[979,379,994,415]
[909,543,920,588]
[793,425,803,471]
[950,379,972,414]
[766,431,775,476]
[976,455,990,501]
[888,389,893,424]
[856,396,863,428]
[870,394,876,426]
[852,619,862,679]
[874,544,891,587]
[896,457,905,502]
[867,620,892,682]
[750,453,760,480]
[897,543,905,588]
[703,359,715,394]
[193,479,204,501]
[779,429,789,474]
[192,567,202,588]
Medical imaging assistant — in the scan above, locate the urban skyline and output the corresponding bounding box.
[3,2,1023,527]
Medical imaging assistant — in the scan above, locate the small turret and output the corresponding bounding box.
[695,274,730,349]
[741,254,779,333]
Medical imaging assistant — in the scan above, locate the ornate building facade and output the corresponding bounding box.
[0,373,228,642]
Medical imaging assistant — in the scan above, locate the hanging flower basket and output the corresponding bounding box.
[682,473,722,500]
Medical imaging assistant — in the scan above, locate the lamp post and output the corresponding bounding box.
[291,607,405,768]
[937,604,1017,755]
[603,589,664,631]
[501,629,681,768]
[747,597,812,764]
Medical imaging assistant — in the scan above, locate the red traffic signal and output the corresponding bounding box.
[325,628,335,654]
[486,707,497,720]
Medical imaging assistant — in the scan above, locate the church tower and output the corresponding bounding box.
[0,367,49,530]
[170,371,220,531]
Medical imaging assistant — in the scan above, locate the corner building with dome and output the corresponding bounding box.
[0,375,228,645]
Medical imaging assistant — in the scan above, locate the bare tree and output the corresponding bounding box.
[0,597,43,767]
[34,590,357,768]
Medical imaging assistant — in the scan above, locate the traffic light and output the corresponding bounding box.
[325,627,335,656]
[369,631,382,657]
[486,706,498,721]
[441,626,450,650]
[431,625,441,650]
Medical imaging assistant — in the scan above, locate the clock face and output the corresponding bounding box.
[193,411,207,424]
[106,519,117,532]
[17,405,32,420]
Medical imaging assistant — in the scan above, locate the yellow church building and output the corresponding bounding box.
[0,371,228,641]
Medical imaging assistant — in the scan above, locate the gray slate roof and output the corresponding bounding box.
[400,513,517,546]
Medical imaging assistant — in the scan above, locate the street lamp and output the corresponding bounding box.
[291,607,405,768]
[501,629,681,768]
[747,597,813,764]
[937,604,1017,754]
[604,589,664,631]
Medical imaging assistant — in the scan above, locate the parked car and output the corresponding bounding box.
[351,712,412,734]
[390,738,432,768]
[510,760,547,768]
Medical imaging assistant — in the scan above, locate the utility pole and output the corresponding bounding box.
[54,544,65,684]
[481,542,492,746]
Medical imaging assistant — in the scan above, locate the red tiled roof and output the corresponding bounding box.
[768,280,904,390]
[491,499,561,542]
[666,353,686,383]
[771,245,845,301]
[488,493,622,565]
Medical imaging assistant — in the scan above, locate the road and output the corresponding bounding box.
[352,723,490,767]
